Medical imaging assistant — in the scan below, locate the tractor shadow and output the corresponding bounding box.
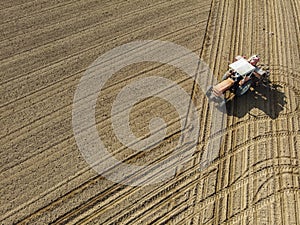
[225,83,287,119]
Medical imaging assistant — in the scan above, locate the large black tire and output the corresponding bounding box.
[235,80,252,96]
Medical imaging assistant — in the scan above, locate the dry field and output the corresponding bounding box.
[1,0,300,224]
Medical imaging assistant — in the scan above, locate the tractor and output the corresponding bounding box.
[206,55,270,105]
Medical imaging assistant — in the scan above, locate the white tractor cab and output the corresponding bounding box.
[228,57,257,96]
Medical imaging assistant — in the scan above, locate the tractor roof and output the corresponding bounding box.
[229,58,255,76]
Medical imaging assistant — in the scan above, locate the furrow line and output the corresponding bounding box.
[0,0,84,25]
[97,173,198,225]
[0,24,203,117]
[224,188,299,225]
[0,0,33,10]
[2,5,204,94]
[0,71,193,147]
[200,131,300,176]
[0,0,124,39]
[279,0,291,71]
[45,154,199,224]
[0,14,206,108]
[0,79,191,173]
[5,125,191,223]
[0,2,201,84]
[0,0,172,59]
[290,0,300,54]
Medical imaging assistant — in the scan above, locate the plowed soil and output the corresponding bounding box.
[1,0,300,224]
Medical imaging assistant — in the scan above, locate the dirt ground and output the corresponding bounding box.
[1,0,300,224]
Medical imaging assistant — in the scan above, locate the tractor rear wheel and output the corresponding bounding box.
[235,80,252,96]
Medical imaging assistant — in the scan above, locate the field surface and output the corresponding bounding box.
[1,0,300,224]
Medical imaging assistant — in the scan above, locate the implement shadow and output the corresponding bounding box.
[225,84,287,119]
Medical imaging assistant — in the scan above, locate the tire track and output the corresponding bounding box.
[271,5,300,221]
[198,0,228,222]
[224,188,299,225]
[195,0,300,218]
[194,165,298,224]
[14,129,298,224]
[190,0,223,221]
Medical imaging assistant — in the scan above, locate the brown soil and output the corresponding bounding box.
[1,0,299,224]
